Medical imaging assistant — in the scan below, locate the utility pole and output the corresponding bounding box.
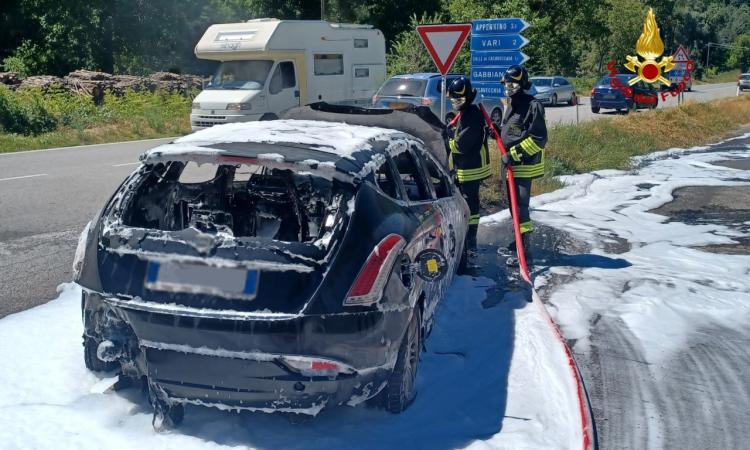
[321,0,325,21]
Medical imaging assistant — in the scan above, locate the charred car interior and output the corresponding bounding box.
[121,161,342,243]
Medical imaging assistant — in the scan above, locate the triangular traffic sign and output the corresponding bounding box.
[417,24,472,75]
[672,45,690,62]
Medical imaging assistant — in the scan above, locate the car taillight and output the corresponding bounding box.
[590,88,595,97]
[421,97,433,106]
[281,355,355,377]
[344,234,406,306]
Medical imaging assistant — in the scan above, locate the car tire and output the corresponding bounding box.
[568,94,577,106]
[551,94,557,106]
[260,113,278,121]
[591,106,600,114]
[382,306,421,413]
[627,102,636,113]
[490,107,502,123]
[83,336,118,372]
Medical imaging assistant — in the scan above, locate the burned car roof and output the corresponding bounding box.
[141,120,419,181]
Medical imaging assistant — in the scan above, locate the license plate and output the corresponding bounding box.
[145,261,258,299]
[388,102,409,110]
[604,94,616,100]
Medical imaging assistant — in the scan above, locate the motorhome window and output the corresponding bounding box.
[314,54,344,76]
[215,31,257,41]
[379,78,426,97]
[354,39,368,48]
[207,60,273,90]
[269,62,296,94]
[355,68,370,78]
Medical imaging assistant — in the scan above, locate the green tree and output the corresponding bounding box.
[727,34,750,71]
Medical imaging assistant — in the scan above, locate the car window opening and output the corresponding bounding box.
[120,161,345,243]
[422,155,451,198]
[392,151,430,201]
[374,160,400,199]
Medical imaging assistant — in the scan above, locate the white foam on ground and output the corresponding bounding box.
[484,136,750,362]
[0,277,583,449]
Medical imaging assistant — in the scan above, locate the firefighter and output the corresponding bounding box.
[446,76,492,259]
[496,65,547,265]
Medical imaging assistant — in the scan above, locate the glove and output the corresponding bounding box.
[488,126,498,140]
[446,126,455,140]
[448,138,460,154]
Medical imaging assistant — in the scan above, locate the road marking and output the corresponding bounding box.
[112,162,141,167]
[0,136,177,157]
[0,173,48,182]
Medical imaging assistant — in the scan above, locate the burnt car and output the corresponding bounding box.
[73,104,469,428]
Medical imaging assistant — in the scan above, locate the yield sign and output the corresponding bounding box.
[417,24,472,75]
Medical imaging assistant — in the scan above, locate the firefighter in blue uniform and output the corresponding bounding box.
[446,76,492,258]
[497,65,547,265]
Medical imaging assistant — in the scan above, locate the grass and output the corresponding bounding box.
[695,69,742,85]
[479,94,750,212]
[0,88,192,153]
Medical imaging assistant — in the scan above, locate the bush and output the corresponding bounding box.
[0,87,57,135]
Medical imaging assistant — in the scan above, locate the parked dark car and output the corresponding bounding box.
[590,74,658,113]
[372,73,504,123]
[74,104,469,428]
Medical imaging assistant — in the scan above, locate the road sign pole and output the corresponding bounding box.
[441,75,446,122]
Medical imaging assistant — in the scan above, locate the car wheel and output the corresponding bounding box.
[591,106,600,113]
[551,94,557,106]
[260,113,278,121]
[83,336,118,372]
[568,93,577,106]
[382,306,421,413]
[490,107,502,123]
[627,102,636,113]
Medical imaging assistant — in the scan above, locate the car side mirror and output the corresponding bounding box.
[412,249,448,282]
[553,83,560,87]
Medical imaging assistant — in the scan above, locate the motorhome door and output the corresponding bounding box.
[266,61,299,116]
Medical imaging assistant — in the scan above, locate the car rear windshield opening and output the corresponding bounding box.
[378,78,427,97]
[531,78,552,87]
[119,161,347,243]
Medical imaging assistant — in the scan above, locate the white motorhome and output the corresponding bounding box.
[191,19,386,130]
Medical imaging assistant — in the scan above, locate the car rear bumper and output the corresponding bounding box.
[143,344,390,413]
[591,99,630,109]
[84,290,409,413]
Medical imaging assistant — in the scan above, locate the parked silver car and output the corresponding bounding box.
[739,73,750,91]
[372,73,504,123]
[530,76,577,106]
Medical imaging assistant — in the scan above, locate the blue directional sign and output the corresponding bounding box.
[474,82,505,98]
[472,18,530,35]
[471,51,529,67]
[471,66,510,83]
[471,34,529,51]
[470,18,531,98]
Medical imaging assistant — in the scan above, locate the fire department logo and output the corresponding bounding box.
[624,8,674,87]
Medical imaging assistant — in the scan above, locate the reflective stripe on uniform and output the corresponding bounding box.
[457,165,492,182]
[519,137,544,156]
[512,149,545,179]
[469,214,480,225]
[520,220,534,234]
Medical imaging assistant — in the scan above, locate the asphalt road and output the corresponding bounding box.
[544,81,741,125]
[0,81,742,319]
[0,138,172,318]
